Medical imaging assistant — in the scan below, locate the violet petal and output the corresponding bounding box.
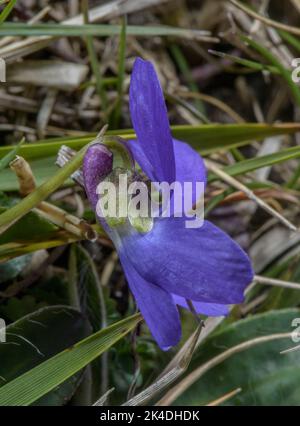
[121,218,253,304]
[129,57,176,184]
[172,294,229,316]
[119,253,181,350]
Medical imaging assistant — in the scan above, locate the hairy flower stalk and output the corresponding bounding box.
[83,57,254,350]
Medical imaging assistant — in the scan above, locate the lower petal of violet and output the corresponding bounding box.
[121,218,254,305]
[119,253,181,350]
[172,294,229,317]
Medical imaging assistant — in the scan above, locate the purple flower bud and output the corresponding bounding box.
[83,143,113,210]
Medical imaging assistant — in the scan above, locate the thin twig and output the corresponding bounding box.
[0,246,66,299]
[254,275,300,291]
[93,388,115,406]
[206,159,298,232]
[157,333,291,406]
[229,0,300,36]
[280,345,300,354]
[123,323,203,406]
[206,387,242,406]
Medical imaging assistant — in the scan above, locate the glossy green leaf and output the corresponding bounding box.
[173,309,300,406]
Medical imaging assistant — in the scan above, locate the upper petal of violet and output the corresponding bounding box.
[129,57,176,184]
[127,138,207,213]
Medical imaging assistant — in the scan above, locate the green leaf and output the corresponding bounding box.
[0,254,30,283]
[0,313,141,406]
[0,228,84,263]
[0,209,57,245]
[70,244,108,400]
[278,30,300,54]
[0,0,17,24]
[173,309,300,406]
[0,306,90,406]
[0,138,24,172]
[208,145,300,182]
[82,0,107,114]
[1,123,299,191]
[209,49,279,74]
[240,34,300,107]
[72,244,105,332]
[1,124,299,160]
[110,15,127,128]
[0,22,208,39]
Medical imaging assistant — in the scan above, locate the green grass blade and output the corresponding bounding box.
[110,15,127,128]
[240,34,300,107]
[170,44,205,113]
[0,124,299,193]
[82,0,107,115]
[0,0,17,24]
[278,29,300,54]
[209,49,279,74]
[0,22,211,39]
[209,145,300,182]
[0,313,141,406]
[1,123,299,161]
[0,137,24,171]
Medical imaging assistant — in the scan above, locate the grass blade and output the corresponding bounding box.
[240,34,300,107]
[110,15,127,128]
[82,0,107,115]
[0,0,17,24]
[0,137,24,171]
[209,145,300,182]
[0,22,216,40]
[0,313,141,406]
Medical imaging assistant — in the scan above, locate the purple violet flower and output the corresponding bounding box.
[83,57,254,350]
